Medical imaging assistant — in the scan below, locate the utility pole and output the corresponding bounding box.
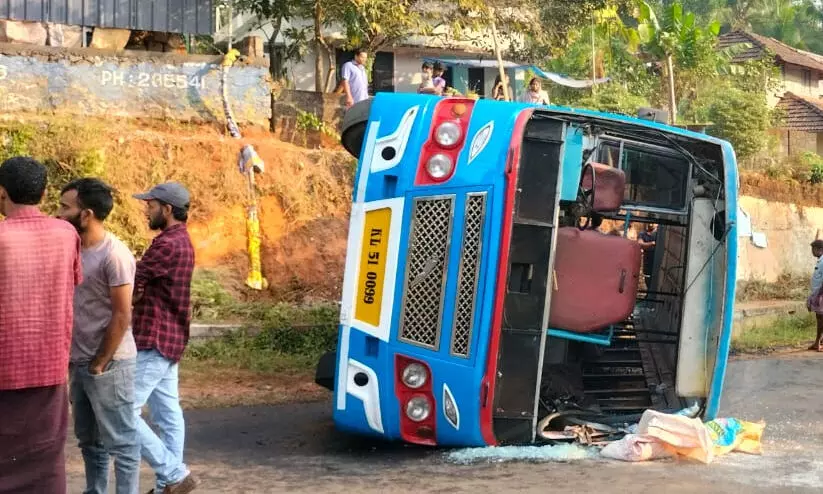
[228,0,234,50]
[591,13,597,96]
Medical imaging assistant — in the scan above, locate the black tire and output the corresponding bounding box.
[314,350,337,391]
[340,98,373,159]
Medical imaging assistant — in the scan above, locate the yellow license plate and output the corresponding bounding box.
[355,208,392,326]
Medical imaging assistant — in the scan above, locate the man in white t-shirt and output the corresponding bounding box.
[58,178,140,494]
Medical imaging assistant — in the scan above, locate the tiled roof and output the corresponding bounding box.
[776,92,823,132]
[717,31,823,73]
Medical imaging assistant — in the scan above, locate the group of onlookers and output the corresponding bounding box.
[0,156,199,494]
[334,47,553,107]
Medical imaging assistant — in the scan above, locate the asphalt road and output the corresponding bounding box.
[66,352,823,493]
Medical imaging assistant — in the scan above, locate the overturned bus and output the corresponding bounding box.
[314,93,738,447]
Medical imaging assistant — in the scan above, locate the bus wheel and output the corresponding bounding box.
[341,98,372,159]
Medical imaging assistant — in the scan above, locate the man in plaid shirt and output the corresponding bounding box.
[0,157,83,494]
[131,182,198,494]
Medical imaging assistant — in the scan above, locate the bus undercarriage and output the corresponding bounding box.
[491,110,729,445]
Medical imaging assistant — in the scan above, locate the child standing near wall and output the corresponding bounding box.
[432,62,447,96]
[418,62,436,94]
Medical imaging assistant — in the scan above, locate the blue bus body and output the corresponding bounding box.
[319,92,739,447]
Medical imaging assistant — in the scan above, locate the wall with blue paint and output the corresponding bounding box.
[0,45,272,126]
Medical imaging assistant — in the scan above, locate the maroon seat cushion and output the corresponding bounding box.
[580,163,626,212]
[548,227,641,333]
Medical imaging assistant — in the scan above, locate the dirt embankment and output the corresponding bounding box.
[0,115,355,303]
[740,172,823,208]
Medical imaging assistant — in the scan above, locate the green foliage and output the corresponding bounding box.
[191,270,248,322]
[695,85,771,160]
[629,2,725,118]
[748,0,823,55]
[233,0,311,81]
[295,110,339,139]
[185,324,337,372]
[810,161,823,185]
[191,268,341,328]
[336,0,424,52]
[0,126,35,160]
[186,294,339,372]
[796,152,823,185]
[572,83,650,116]
[732,313,816,354]
[0,122,148,252]
[737,271,811,302]
[721,55,783,95]
[188,267,339,369]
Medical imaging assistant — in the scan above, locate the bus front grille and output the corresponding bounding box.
[399,196,455,350]
[451,193,487,357]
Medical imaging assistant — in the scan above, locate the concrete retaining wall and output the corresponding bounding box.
[0,43,272,126]
[270,89,345,138]
[738,195,823,282]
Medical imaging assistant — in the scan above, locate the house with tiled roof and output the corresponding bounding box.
[718,31,823,156]
[775,92,823,155]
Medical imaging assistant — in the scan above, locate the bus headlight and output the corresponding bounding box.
[401,363,428,389]
[405,396,431,422]
[426,154,453,179]
[434,121,462,148]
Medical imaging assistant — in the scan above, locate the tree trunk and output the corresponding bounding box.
[269,18,284,83]
[490,12,509,101]
[269,39,281,82]
[321,39,336,92]
[666,54,676,125]
[314,1,324,92]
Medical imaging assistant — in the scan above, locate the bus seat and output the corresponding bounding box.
[548,227,641,334]
[581,162,626,212]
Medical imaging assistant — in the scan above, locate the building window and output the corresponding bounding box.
[442,65,454,90]
[802,69,813,91]
[371,52,395,94]
[468,68,485,97]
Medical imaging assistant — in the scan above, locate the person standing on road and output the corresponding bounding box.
[338,47,369,108]
[0,157,82,494]
[59,178,140,494]
[806,239,823,351]
[131,182,198,494]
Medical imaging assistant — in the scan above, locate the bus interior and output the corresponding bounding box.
[492,109,730,445]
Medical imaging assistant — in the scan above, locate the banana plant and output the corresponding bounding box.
[630,0,721,124]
